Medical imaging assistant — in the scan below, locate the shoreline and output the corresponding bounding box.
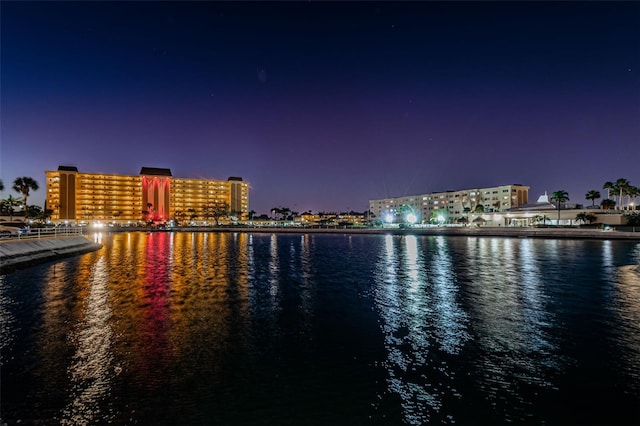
[118,226,640,240]
[1,227,637,274]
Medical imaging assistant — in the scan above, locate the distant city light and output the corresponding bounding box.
[406,213,417,224]
[384,213,395,223]
[437,214,445,224]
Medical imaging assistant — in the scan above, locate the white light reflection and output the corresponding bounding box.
[269,234,279,298]
[247,234,255,278]
[373,235,469,424]
[405,235,420,290]
[611,244,640,393]
[0,276,14,356]
[601,240,614,276]
[61,255,119,425]
[298,234,313,330]
[466,238,561,415]
[430,236,469,355]
[518,239,556,357]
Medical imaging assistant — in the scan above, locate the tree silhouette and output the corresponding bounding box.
[2,195,22,221]
[614,178,631,210]
[551,190,570,225]
[12,176,39,210]
[601,199,616,210]
[603,181,615,202]
[575,212,596,225]
[203,201,229,226]
[585,190,601,207]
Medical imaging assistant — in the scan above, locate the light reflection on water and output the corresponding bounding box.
[374,235,469,424]
[611,244,640,394]
[463,237,563,422]
[1,233,639,425]
[61,255,118,426]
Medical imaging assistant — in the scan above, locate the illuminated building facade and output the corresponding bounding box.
[45,166,249,223]
[369,184,529,223]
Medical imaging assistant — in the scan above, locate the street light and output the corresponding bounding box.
[384,212,394,224]
[405,212,417,225]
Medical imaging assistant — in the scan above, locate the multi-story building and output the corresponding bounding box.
[369,184,529,224]
[45,166,249,223]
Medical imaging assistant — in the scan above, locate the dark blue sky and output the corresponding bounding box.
[1,1,638,214]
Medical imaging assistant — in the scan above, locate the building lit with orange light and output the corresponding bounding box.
[45,166,249,223]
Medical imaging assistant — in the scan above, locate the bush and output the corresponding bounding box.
[625,213,640,226]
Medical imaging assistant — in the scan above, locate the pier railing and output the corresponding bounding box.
[5,227,85,240]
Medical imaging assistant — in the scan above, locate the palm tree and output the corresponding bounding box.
[603,181,615,202]
[550,190,570,225]
[605,178,633,210]
[575,212,597,225]
[614,178,631,210]
[585,190,601,207]
[270,207,281,220]
[541,214,550,226]
[38,208,54,223]
[627,185,640,210]
[144,202,154,222]
[621,184,639,211]
[531,214,550,226]
[601,198,616,210]
[12,177,39,211]
[173,209,186,225]
[25,205,42,220]
[280,207,292,221]
[2,195,22,221]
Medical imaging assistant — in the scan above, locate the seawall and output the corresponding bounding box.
[165,226,640,240]
[0,236,103,274]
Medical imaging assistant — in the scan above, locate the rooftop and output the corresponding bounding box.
[140,167,172,177]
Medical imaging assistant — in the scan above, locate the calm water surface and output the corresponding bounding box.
[1,232,639,425]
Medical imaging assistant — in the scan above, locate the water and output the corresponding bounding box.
[1,232,639,425]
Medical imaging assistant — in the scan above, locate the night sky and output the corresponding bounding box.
[1,1,638,215]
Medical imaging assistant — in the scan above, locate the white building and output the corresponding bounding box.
[369,184,530,224]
